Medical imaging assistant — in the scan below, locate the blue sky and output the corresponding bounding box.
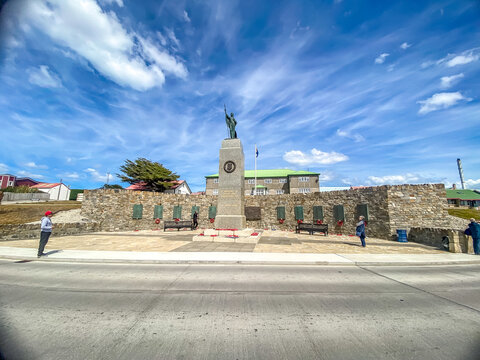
[0,0,479,192]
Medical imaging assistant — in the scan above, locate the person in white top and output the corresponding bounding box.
[38,211,53,257]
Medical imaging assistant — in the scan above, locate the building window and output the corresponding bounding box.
[264,179,272,184]
[278,178,287,183]
[255,188,266,195]
[213,189,218,195]
[7,181,14,187]
[299,177,310,182]
[248,179,255,184]
[276,189,284,194]
[299,188,311,193]
[213,178,219,184]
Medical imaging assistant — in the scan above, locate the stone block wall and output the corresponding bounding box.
[386,184,450,238]
[244,186,391,238]
[81,190,219,232]
[0,222,100,241]
[409,227,473,253]
[81,184,451,240]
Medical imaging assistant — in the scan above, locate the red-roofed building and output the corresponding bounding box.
[0,174,41,189]
[125,180,191,194]
[31,182,71,201]
[0,174,16,189]
[15,177,40,187]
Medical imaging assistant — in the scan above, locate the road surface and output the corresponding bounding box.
[0,260,479,359]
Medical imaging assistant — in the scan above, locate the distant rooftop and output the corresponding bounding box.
[206,169,320,179]
[446,189,480,200]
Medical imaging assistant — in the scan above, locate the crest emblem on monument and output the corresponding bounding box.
[223,161,236,173]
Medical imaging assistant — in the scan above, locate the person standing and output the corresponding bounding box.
[193,211,198,230]
[356,215,366,247]
[38,211,53,257]
[464,218,480,255]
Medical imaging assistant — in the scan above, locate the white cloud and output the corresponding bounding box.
[374,53,389,64]
[283,148,349,166]
[318,172,334,182]
[183,10,191,23]
[0,163,9,173]
[465,179,480,188]
[164,27,180,49]
[99,0,124,6]
[138,37,187,78]
[447,53,478,67]
[25,162,48,169]
[27,65,62,88]
[16,170,45,179]
[400,42,411,50]
[64,172,79,179]
[417,92,472,114]
[336,129,365,142]
[367,174,420,185]
[440,73,464,89]
[85,168,109,182]
[17,0,186,91]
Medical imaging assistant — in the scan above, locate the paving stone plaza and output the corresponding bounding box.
[0,229,444,254]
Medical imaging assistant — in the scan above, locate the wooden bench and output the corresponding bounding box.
[295,222,328,236]
[164,220,194,231]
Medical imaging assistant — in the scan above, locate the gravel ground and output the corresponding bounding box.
[28,209,90,224]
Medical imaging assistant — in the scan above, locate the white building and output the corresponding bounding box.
[164,180,192,195]
[30,182,71,201]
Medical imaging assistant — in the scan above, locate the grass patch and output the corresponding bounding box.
[0,201,82,225]
[448,208,480,220]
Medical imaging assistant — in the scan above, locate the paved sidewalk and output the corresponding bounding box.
[0,247,478,265]
[0,229,478,265]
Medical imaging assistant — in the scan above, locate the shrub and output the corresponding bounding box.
[0,186,40,193]
[69,189,84,200]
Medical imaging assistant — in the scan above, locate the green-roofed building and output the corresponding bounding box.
[205,169,320,196]
[446,189,480,208]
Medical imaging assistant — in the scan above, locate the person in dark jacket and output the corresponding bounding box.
[193,211,198,229]
[464,218,480,255]
[38,211,53,257]
[356,215,366,247]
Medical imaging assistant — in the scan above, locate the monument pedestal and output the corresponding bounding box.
[215,138,246,229]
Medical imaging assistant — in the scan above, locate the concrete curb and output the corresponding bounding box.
[0,247,479,266]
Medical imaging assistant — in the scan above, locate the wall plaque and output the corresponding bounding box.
[245,206,261,221]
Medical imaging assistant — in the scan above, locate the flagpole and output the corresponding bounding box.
[254,144,257,196]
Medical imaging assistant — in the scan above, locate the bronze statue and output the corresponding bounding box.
[224,104,237,139]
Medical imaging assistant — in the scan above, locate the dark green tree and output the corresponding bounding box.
[102,184,123,189]
[117,158,179,192]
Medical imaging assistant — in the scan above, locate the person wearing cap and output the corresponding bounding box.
[38,211,53,257]
[464,218,480,255]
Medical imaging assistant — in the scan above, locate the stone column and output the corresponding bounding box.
[215,138,246,229]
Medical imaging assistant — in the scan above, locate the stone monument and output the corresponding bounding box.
[215,107,246,229]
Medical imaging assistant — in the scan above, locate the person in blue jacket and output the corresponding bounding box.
[464,218,480,255]
[356,215,366,247]
[38,210,53,258]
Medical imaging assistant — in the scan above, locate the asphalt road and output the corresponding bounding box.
[0,260,479,360]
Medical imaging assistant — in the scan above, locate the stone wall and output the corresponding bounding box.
[409,227,473,253]
[386,184,450,238]
[0,222,100,241]
[81,184,452,240]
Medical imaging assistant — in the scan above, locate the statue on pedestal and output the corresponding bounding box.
[224,104,237,139]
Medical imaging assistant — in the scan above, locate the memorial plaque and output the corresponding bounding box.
[245,206,261,221]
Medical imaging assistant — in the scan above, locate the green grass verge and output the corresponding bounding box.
[448,208,480,220]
